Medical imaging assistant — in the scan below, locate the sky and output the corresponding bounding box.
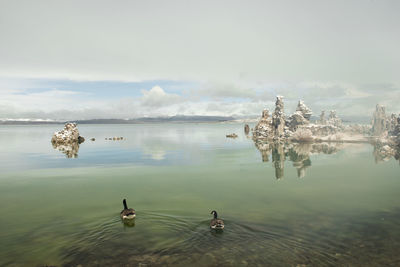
[0,0,399,120]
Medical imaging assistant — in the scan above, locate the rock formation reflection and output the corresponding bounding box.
[255,141,343,179]
[52,142,80,158]
[373,141,400,164]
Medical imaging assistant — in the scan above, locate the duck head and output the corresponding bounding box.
[210,210,218,219]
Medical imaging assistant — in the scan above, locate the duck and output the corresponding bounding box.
[210,210,224,230]
[120,199,136,220]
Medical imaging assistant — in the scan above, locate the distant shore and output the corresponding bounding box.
[0,115,236,125]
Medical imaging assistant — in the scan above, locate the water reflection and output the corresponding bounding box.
[52,142,80,158]
[255,141,343,179]
[373,144,400,164]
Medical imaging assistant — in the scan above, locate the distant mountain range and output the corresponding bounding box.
[0,114,373,125]
[0,115,236,125]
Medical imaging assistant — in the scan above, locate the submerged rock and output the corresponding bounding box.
[106,136,124,141]
[226,133,238,138]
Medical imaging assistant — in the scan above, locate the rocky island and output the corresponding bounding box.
[51,122,85,158]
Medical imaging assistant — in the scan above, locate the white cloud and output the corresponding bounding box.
[140,86,182,107]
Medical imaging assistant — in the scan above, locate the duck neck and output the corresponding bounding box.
[123,199,128,210]
[213,211,218,219]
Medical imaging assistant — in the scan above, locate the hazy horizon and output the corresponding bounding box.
[1,0,399,121]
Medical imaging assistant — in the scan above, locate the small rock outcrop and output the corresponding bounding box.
[105,137,124,141]
[244,124,250,135]
[51,123,84,144]
[226,133,238,138]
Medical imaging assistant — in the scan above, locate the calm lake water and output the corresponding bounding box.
[0,123,399,266]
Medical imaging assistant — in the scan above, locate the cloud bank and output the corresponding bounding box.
[0,0,399,120]
[0,79,399,121]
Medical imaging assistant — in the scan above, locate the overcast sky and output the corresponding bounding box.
[0,0,399,120]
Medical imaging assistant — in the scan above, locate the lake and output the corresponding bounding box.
[0,123,399,266]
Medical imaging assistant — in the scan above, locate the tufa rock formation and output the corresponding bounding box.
[388,113,399,137]
[253,109,273,139]
[244,124,250,135]
[51,123,85,144]
[296,100,312,121]
[272,96,286,138]
[287,101,312,132]
[372,104,387,136]
[327,110,342,128]
[318,111,326,125]
[252,97,399,165]
[51,123,84,158]
[253,96,342,141]
[393,115,400,139]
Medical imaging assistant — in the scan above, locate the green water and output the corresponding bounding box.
[0,124,399,266]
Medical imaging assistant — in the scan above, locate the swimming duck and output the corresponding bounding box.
[120,199,136,220]
[210,210,224,230]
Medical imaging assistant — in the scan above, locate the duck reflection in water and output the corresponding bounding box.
[255,141,343,179]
